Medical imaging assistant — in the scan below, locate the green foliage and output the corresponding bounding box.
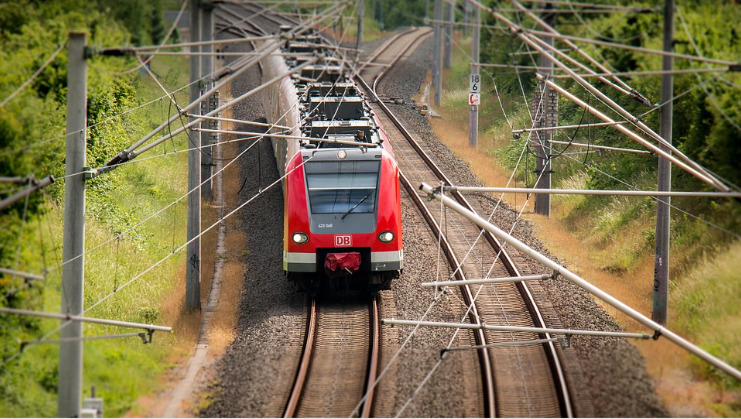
[373,0,427,29]
[473,0,741,396]
[0,0,184,416]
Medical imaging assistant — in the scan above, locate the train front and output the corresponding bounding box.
[284,145,403,291]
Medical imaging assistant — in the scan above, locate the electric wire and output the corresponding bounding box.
[353,26,549,416]
[0,43,66,109]
[2,121,303,366]
[560,151,741,241]
[0,82,193,159]
[561,0,647,43]
[89,0,188,76]
[676,6,741,135]
[4,23,326,357]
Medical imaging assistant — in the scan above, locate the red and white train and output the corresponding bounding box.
[260,30,403,291]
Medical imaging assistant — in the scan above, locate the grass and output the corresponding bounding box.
[675,241,741,388]
[0,54,199,417]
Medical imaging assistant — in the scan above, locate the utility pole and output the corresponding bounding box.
[333,0,338,35]
[468,2,480,147]
[432,0,442,106]
[357,0,364,51]
[443,1,452,69]
[58,31,87,418]
[463,0,471,37]
[653,0,674,325]
[378,0,383,30]
[533,2,555,216]
[201,1,214,202]
[187,0,201,311]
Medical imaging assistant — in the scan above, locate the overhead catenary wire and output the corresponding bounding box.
[520,0,658,12]
[0,43,66,109]
[28,4,350,286]
[352,25,563,416]
[676,6,741,135]
[474,0,731,192]
[549,139,651,154]
[539,74,730,190]
[92,0,189,76]
[0,81,193,159]
[122,55,320,161]
[101,39,289,168]
[521,26,739,67]
[47,108,309,282]
[99,1,346,171]
[21,4,358,350]
[509,0,648,104]
[445,185,741,198]
[558,152,741,240]
[392,154,554,417]
[4,123,302,366]
[419,182,741,382]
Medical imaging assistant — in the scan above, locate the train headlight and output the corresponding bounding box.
[378,231,395,243]
[292,232,309,244]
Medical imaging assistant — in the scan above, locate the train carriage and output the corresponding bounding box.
[260,31,403,292]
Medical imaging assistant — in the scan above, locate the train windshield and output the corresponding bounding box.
[305,160,380,215]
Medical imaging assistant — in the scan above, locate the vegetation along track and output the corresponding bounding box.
[355,29,576,417]
[284,295,380,418]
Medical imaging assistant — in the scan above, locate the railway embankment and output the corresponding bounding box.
[422,31,741,418]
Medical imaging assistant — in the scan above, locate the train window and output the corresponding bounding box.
[305,161,380,215]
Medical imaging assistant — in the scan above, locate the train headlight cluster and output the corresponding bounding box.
[292,232,309,244]
[378,231,395,243]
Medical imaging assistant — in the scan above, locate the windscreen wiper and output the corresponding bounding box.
[341,190,374,219]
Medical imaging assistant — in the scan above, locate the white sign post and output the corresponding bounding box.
[469,73,481,106]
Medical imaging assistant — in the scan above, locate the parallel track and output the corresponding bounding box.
[283,296,381,418]
[216,4,574,416]
[355,28,574,417]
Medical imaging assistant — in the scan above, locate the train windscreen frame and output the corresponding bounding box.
[305,160,380,215]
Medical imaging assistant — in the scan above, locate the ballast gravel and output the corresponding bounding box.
[199,24,669,418]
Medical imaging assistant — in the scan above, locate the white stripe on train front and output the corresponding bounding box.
[284,250,403,272]
[371,250,403,271]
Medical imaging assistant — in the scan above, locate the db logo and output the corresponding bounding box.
[335,235,352,247]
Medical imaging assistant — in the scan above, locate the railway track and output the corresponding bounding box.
[354,28,576,417]
[213,5,576,416]
[284,296,381,418]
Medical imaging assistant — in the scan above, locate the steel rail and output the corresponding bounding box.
[360,296,381,418]
[355,37,574,416]
[357,30,410,75]
[421,182,741,382]
[371,28,433,93]
[356,28,498,415]
[283,296,317,418]
[398,170,497,417]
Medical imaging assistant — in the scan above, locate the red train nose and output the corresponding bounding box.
[324,252,361,278]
